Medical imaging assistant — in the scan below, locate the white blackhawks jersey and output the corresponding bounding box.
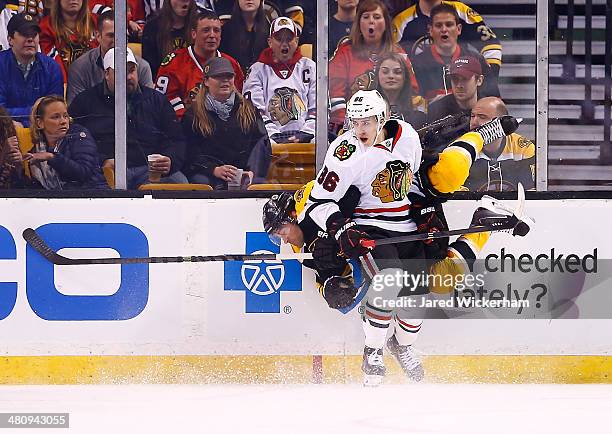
[243,55,316,138]
[302,119,422,233]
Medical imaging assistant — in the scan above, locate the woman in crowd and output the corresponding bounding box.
[219,0,270,74]
[374,51,426,129]
[181,57,271,190]
[25,96,107,190]
[328,0,418,131]
[39,0,98,81]
[142,0,198,78]
[0,107,23,189]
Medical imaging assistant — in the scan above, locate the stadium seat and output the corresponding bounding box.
[267,142,315,184]
[128,42,142,58]
[299,44,313,60]
[15,127,33,178]
[247,183,303,191]
[138,183,213,191]
[103,166,114,188]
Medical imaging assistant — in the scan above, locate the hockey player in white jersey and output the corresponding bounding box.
[304,89,520,386]
[242,16,316,144]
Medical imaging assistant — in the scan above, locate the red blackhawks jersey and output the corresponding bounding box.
[39,14,99,81]
[303,119,422,233]
[243,47,316,138]
[329,41,419,126]
[155,46,245,119]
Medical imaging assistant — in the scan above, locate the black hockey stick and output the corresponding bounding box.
[22,228,312,265]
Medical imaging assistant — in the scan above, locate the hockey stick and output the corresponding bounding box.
[360,183,528,249]
[22,228,312,265]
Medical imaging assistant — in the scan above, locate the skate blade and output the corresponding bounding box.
[363,374,384,387]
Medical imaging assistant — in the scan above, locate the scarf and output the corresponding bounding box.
[29,139,62,190]
[205,92,236,122]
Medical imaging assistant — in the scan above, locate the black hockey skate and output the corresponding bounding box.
[386,335,424,382]
[362,346,386,387]
[472,192,534,237]
[474,115,521,145]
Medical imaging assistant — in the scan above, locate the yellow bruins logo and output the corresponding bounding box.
[268,87,306,126]
[518,136,534,148]
[371,160,413,203]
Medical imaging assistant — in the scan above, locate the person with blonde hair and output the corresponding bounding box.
[328,0,418,132]
[39,0,98,81]
[181,56,271,189]
[25,95,107,190]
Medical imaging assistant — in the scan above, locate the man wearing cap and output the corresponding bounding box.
[0,13,63,127]
[155,10,244,119]
[69,47,187,189]
[427,55,483,123]
[243,16,315,144]
[410,4,498,101]
[66,10,153,105]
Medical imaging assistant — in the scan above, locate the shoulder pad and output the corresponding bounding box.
[333,139,357,161]
[160,52,176,67]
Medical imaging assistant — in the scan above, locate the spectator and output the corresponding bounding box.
[182,56,271,189]
[142,0,198,78]
[66,10,154,105]
[39,0,98,81]
[155,10,244,119]
[329,0,356,58]
[0,106,24,188]
[0,14,63,127]
[427,56,483,123]
[328,0,418,131]
[464,97,535,192]
[69,48,187,189]
[243,17,315,144]
[374,51,426,129]
[217,0,305,36]
[143,0,214,20]
[411,4,499,101]
[219,0,269,73]
[25,95,107,189]
[0,1,17,51]
[392,0,502,73]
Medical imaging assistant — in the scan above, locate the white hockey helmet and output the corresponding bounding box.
[346,90,388,139]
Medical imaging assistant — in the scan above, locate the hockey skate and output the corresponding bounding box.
[474,115,521,145]
[386,335,424,382]
[362,346,386,387]
[472,183,534,237]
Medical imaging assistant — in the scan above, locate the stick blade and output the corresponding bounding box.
[22,228,72,265]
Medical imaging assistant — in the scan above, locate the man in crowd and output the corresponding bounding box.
[155,10,244,119]
[411,4,498,101]
[69,48,187,189]
[329,0,357,58]
[427,56,483,122]
[0,13,62,127]
[392,0,502,74]
[66,10,153,105]
[464,97,535,192]
[243,17,316,144]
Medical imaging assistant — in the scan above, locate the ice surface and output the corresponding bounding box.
[1,383,611,433]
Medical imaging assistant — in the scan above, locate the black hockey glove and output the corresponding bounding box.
[409,196,449,261]
[327,218,373,259]
[322,276,358,309]
[311,236,346,272]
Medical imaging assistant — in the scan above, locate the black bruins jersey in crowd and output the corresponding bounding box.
[463,133,536,192]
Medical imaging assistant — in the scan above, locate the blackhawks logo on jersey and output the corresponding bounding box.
[350,71,375,95]
[371,160,413,203]
[161,52,176,66]
[333,140,356,161]
[268,87,306,125]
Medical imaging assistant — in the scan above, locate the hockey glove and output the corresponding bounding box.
[322,275,358,309]
[328,218,373,259]
[409,196,449,261]
[311,236,346,272]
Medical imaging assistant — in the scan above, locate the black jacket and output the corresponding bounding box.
[219,12,270,73]
[181,97,271,180]
[69,82,186,173]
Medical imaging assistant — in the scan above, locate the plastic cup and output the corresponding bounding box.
[227,168,244,190]
[147,154,163,183]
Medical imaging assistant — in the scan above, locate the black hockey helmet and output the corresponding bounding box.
[262,192,296,246]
